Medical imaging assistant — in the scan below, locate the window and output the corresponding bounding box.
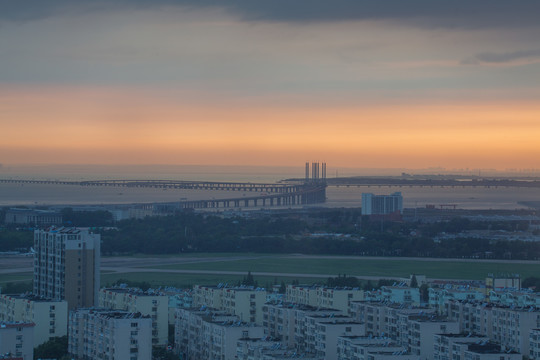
[131,322,138,328]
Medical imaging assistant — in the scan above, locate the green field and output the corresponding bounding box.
[2,254,539,290]
[0,272,33,284]
[145,256,540,280]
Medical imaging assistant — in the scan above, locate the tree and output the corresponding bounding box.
[242,271,257,287]
[419,284,430,303]
[410,274,418,288]
[34,336,68,360]
[279,281,287,294]
[152,346,179,360]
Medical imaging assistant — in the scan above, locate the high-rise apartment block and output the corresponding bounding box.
[33,227,100,310]
[362,192,403,215]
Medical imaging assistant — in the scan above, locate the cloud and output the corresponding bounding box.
[462,49,540,65]
[2,0,540,29]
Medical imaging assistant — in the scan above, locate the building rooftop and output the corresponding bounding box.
[0,321,35,329]
[0,293,65,303]
[102,287,166,297]
[465,342,519,354]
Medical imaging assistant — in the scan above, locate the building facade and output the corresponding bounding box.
[68,309,152,360]
[0,294,67,346]
[362,193,403,216]
[99,287,169,346]
[33,227,100,310]
[0,321,35,360]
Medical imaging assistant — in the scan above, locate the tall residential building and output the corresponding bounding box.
[361,192,403,215]
[33,227,100,310]
[68,309,152,360]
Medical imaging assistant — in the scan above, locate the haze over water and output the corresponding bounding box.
[0,164,537,210]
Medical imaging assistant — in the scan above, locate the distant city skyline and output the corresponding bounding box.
[1,1,540,169]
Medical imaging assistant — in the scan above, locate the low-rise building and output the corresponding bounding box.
[462,342,521,360]
[317,287,365,315]
[491,306,540,355]
[429,288,485,313]
[433,333,488,360]
[175,307,265,360]
[4,208,62,226]
[381,286,420,306]
[407,315,459,360]
[530,328,540,360]
[0,294,67,346]
[193,285,267,325]
[68,309,152,360]
[337,336,404,360]
[286,285,319,307]
[0,321,34,360]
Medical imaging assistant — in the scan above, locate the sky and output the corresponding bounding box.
[1,1,540,170]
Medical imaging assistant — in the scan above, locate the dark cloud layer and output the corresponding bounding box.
[463,49,540,65]
[2,0,540,29]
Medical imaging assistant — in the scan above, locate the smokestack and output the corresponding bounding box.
[305,162,310,181]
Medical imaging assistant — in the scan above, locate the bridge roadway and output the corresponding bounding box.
[0,178,327,208]
[0,178,303,192]
[325,177,540,188]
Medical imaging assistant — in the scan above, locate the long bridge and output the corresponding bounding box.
[0,162,328,209]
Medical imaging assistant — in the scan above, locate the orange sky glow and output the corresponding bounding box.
[2,86,539,169]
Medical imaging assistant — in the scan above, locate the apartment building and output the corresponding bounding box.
[491,306,540,355]
[193,285,267,325]
[300,313,362,357]
[34,227,100,310]
[0,322,34,360]
[222,287,267,325]
[99,287,169,346]
[407,315,459,360]
[529,328,540,360]
[175,307,264,360]
[286,285,319,307]
[68,309,152,360]
[381,286,420,306]
[337,336,405,360]
[317,287,365,315]
[433,333,488,360]
[192,285,224,309]
[0,294,67,346]
[489,290,540,308]
[429,288,486,313]
[164,288,193,324]
[462,342,521,360]
[236,337,289,360]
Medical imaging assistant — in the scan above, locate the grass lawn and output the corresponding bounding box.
[101,272,325,289]
[0,272,33,284]
[147,257,540,280]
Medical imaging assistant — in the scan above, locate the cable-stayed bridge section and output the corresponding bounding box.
[0,162,328,209]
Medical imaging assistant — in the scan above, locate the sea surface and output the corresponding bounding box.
[1,164,539,210]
